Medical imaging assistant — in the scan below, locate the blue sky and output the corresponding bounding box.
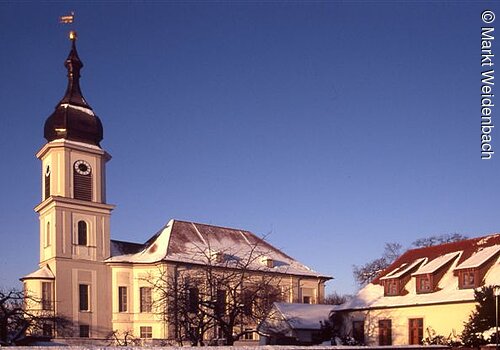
[0,1,499,295]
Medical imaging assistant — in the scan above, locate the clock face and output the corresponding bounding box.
[74,160,92,176]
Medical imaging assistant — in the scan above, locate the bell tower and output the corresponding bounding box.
[24,32,113,339]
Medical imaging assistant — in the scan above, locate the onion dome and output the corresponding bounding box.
[44,32,103,146]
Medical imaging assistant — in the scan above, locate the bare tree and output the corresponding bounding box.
[106,329,140,346]
[412,233,467,248]
[0,288,71,345]
[144,238,287,346]
[323,292,352,305]
[353,234,468,287]
[352,242,402,287]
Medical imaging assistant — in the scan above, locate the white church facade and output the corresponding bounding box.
[21,34,330,344]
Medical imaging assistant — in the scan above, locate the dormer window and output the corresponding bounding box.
[380,258,426,296]
[460,270,476,289]
[455,245,500,290]
[416,274,432,293]
[384,279,400,296]
[412,252,460,294]
[261,256,274,268]
[209,250,224,264]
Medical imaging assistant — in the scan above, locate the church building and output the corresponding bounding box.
[21,33,330,344]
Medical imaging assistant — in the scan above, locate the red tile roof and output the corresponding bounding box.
[373,233,500,284]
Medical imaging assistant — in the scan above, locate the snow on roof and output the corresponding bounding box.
[337,233,500,312]
[49,138,102,150]
[21,265,55,280]
[336,254,474,311]
[107,222,173,263]
[106,219,331,279]
[373,233,500,284]
[380,258,427,280]
[110,239,143,256]
[455,245,500,270]
[412,252,461,275]
[273,303,334,330]
[60,103,95,116]
[259,302,334,335]
[484,259,500,284]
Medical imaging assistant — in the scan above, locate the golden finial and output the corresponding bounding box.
[59,12,76,41]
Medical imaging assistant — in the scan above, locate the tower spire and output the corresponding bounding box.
[59,31,89,108]
[44,31,104,146]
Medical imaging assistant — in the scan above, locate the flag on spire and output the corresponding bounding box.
[59,12,75,24]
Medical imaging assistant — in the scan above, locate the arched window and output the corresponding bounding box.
[77,221,87,246]
[73,160,92,201]
[46,222,50,247]
[44,165,50,200]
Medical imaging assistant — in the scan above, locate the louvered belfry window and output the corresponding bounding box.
[73,161,92,201]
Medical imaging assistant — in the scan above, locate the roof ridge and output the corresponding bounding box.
[111,238,143,246]
[403,232,500,255]
[173,218,252,233]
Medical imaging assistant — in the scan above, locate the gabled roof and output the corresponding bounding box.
[379,258,426,280]
[455,244,500,270]
[412,252,460,276]
[107,219,331,279]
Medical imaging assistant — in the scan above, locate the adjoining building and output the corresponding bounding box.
[258,302,334,345]
[335,234,500,346]
[21,34,331,344]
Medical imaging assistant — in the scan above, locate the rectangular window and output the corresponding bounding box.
[77,221,87,246]
[409,318,424,345]
[242,291,253,316]
[300,287,314,303]
[45,222,51,247]
[416,275,431,293]
[41,282,53,310]
[461,271,476,288]
[79,284,89,311]
[140,287,152,313]
[215,289,226,315]
[44,168,50,200]
[243,328,254,340]
[42,323,53,337]
[385,279,399,296]
[79,324,90,338]
[378,319,392,346]
[118,286,128,312]
[188,287,199,313]
[352,320,364,344]
[140,326,152,339]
